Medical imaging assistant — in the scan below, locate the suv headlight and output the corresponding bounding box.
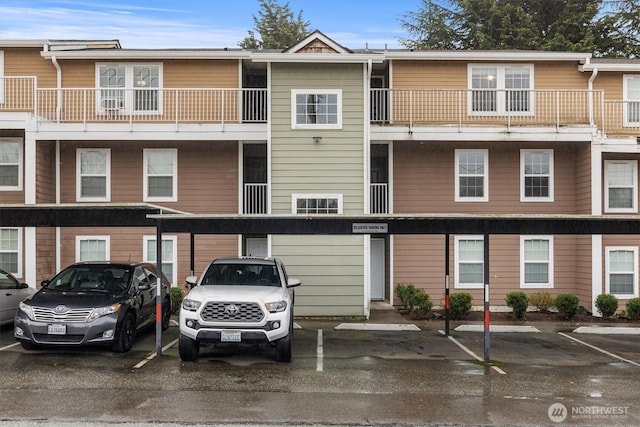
[182,299,201,312]
[87,304,121,322]
[265,301,287,313]
[19,301,35,320]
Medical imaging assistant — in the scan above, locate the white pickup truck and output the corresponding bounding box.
[178,257,301,362]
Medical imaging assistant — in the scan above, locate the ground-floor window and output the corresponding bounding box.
[520,236,553,288]
[143,235,177,284]
[0,228,21,277]
[76,236,110,261]
[455,235,484,289]
[606,247,638,299]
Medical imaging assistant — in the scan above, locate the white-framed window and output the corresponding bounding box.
[0,138,22,191]
[468,64,534,116]
[0,228,21,277]
[520,236,554,289]
[291,89,342,129]
[0,51,5,104]
[144,149,177,202]
[455,149,488,202]
[76,236,110,262]
[521,149,554,202]
[455,235,484,289]
[292,194,343,214]
[606,247,638,299]
[623,75,640,127]
[96,63,162,114]
[143,235,177,285]
[76,149,110,202]
[604,160,637,213]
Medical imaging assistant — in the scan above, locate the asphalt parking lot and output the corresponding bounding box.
[0,310,639,427]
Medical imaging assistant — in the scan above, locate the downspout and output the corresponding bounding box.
[587,65,598,128]
[51,51,63,272]
[51,55,62,122]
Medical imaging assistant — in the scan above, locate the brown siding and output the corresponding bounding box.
[163,59,239,88]
[36,141,56,204]
[36,228,56,285]
[3,47,57,87]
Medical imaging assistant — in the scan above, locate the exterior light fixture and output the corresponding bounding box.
[313,136,322,143]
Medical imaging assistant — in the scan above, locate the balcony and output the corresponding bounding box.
[370,183,389,214]
[244,183,268,214]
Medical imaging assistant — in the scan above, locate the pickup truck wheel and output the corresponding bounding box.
[112,312,135,353]
[179,333,200,361]
[274,333,292,362]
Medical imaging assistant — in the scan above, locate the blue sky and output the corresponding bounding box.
[0,0,423,49]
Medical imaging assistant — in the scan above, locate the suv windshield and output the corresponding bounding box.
[201,263,280,287]
[46,265,131,292]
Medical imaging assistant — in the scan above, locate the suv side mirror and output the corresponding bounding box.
[287,278,301,288]
[185,276,198,289]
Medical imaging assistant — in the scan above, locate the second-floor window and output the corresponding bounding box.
[76,236,110,262]
[97,63,162,114]
[469,65,533,116]
[455,149,488,202]
[521,150,553,202]
[624,75,640,127]
[292,194,342,214]
[77,149,110,202]
[605,160,637,213]
[144,149,177,202]
[291,90,342,129]
[0,138,22,190]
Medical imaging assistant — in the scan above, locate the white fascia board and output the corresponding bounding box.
[250,53,384,64]
[580,63,640,72]
[0,40,47,48]
[384,50,591,62]
[40,50,250,60]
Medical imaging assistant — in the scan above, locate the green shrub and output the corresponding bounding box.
[395,283,433,317]
[528,291,553,312]
[595,294,618,318]
[412,290,434,316]
[505,291,529,319]
[170,287,184,314]
[627,297,640,320]
[450,292,473,318]
[554,293,580,319]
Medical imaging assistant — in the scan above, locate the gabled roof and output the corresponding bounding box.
[284,30,351,54]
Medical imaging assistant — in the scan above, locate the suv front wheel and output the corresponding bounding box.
[179,333,200,361]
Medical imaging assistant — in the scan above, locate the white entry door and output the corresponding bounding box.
[246,238,268,257]
[370,238,385,300]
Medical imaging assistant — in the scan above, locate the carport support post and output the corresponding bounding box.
[155,221,163,357]
[483,233,490,363]
[445,234,450,336]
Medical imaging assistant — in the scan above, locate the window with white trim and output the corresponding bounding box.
[292,194,343,214]
[0,51,5,104]
[144,149,177,202]
[468,65,533,115]
[606,247,638,298]
[291,90,342,129]
[604,160,637,213]
[521,236,553,288]
[0,138,22,190]
[143,235,177,285]
[0,228,21,277]
[521,150,553,201]
[96,63,162,114]
[624,75,640,127]
[455,236,484,289]
[455,149,488,202]
[76,149,110,201]
[76,236,110,262]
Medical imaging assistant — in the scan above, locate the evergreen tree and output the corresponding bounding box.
[594,0,640,57]
[239,0,311,50]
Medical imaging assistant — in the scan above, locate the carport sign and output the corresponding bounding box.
[352,223,388,233]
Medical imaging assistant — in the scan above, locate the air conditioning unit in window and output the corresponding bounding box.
[101,98,120,111]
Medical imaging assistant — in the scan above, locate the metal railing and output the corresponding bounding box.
[370,183,389,214]
[0,76,37,111]
[602,100,640,136]
[244,183,268,214]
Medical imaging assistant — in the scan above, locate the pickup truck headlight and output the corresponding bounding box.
[87,304,121,322]
[265,301,287,313]
[19,301,35,320]
[182,299,201,312]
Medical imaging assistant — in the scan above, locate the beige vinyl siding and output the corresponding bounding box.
[36,141,55,204]
[270,62,366,316]
[3,47,57,87]
[36,228,56,284]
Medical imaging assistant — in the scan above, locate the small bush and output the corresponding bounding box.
[505,291,529,319]
[450,292,473,318]
[627,297,640,320]
[595,294,618,318]
[554,293,580,319]
[528,291,554,312]
[170,287,184,314]
[395,283,432,317]
[395,283,417,312]
[412,291,434,316]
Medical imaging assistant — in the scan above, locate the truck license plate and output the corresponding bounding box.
[48,324,66,335]
[221,330,241,342]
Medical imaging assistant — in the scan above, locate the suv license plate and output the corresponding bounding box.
[48,324,66,335]
[221,330,241,342]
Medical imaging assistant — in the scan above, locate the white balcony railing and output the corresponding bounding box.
[0,76,37,111]
[244,183,268,214]
[370,183,388,214]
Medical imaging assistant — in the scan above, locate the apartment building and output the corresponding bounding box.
[1,31,639,317]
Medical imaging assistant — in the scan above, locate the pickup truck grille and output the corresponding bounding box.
[200,302,265,322]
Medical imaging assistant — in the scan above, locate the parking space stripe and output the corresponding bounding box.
[133,338,179,369]
[438,330,507,375]
[558,332,640,367]
[316,329,323,372]
[0,342,19,351]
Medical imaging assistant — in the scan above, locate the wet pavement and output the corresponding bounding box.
[0,306,638,426]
